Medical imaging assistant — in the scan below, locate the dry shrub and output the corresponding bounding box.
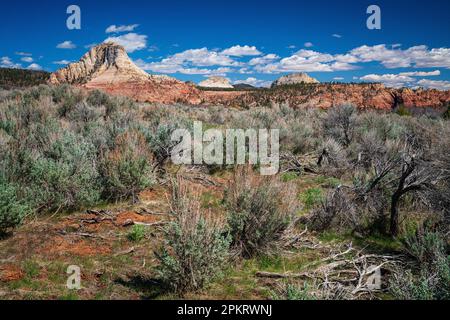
[155,178,230,295]
[307,187,357,232]
[101,130,156,202]
[224,166,300,258]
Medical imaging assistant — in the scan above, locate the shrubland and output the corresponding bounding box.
[0,84,448,299]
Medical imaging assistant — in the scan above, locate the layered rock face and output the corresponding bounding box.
[49,43,201,104]
[198,76,234,89]
[271,73,320,87]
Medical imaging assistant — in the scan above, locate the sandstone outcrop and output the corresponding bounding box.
[271,73,320,87]
[49,42,201,104]
[198,76,234,89]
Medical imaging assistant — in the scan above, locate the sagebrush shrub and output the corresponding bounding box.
[0,181,30,235]
[156,179,230,295]
[389,230,450,300]
[224,167,299,258]
[26,131,101,211]
[101,131,156,202]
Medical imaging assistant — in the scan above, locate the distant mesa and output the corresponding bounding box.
[198,76,234,89]
[271,73,320,88]
[233,83,257,90]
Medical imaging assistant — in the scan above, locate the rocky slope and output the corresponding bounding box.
[198,76,234,89]
[203,83,450,110]
[49,43,201,104]
[271,73,320,87]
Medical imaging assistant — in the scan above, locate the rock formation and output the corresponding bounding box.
[198,76,234,89]
[48,44,449,110]
[203,83,450,111]
[49,42,201,104]
[271,73,320,87]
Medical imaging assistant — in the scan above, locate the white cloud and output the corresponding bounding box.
[253,44,450,73]
[254,49,356,73]
[134,57,233,76]
[148,48,240,70]
[105,24,139,33]
[148,45,159,52]
[27,63,43,71]
[53,60,72,65]
[399,70,440,77]
[359,74,416,88]
[57,41,76,49]
[0,57,21,68]
[221,45,262,56]
[332,34,342,38]
[287,45,297,49]
[249,54,280,66]
[304,42,314,48]
[20,57,33,63]
[333,77,344,80]
[85,43,97,49]
[234,77,272,88]
[416,79,450,91]
[104,33,147,52]
[349,45,450,69]
[15,52,32,56]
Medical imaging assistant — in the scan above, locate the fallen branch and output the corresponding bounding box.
[114,247,135,257]
[255,271,316,280]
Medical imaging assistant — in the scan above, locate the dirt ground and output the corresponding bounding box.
[0,172,403,300]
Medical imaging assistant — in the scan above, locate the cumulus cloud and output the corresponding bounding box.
[249,44,450,74]
[57,41,76,49]
[416,79,450,91]
[20,57,33,63]
[333,77,344,80]
[304,42,314,48]
[349,45,450,69]
[249,54,280,66]
[234,77,272,88]
[105,24,139,33]
[53,60,72,65]
[332,34,342,38]
[221,45,262,56]
[0,57,21,68]
[254,49,356,73]
[104,33,147,52]
[134,56,233,75]
[27,63,43,71]
[399,70,440,77]
[359,74,416,88]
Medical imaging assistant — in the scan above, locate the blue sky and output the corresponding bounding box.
[1,0,450,89]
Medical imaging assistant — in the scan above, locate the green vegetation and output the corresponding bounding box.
[127,224,146,242]
[301,188,324,209]
[0,68,50,89]
[1,85,449,300]
[225,168,299,258]
[155,180,230,296]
